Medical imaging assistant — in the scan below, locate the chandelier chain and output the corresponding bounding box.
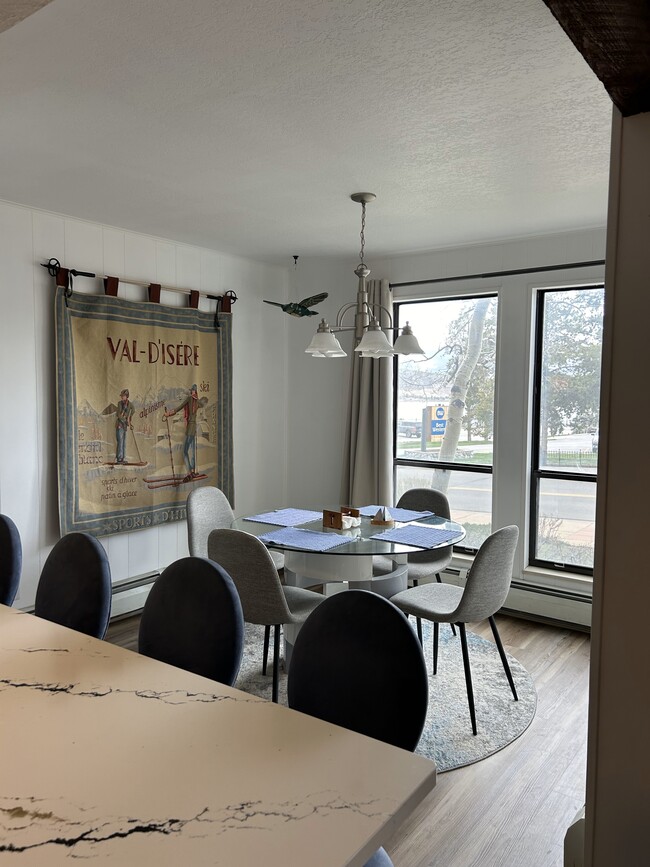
[359,202,366,263]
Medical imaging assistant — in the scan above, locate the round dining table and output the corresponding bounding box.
[232,509,465,594]
[232,509,465,660]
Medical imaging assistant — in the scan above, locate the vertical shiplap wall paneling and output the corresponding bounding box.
[0,203,40,597]
[32,211,65,576]
[102,227,126,278]
[247,257,288,514]
[0,199,291,610]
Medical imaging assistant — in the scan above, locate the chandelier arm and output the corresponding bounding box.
[367,301,394,328]
[335,301,360,328]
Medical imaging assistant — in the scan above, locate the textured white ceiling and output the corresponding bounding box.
[0,0,612,262]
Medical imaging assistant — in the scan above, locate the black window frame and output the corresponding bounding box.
[529,284,603,575]
[393,293,497,556]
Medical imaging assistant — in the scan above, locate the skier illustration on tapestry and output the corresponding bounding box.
[100,388,145,467]
[115,388,134,464]
[164,384,208,479]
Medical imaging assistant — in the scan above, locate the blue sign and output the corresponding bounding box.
[435,406,445,419]
[431,419,447,435]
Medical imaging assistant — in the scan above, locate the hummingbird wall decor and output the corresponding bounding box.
[263,293,328,317]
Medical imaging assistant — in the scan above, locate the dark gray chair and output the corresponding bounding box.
[34,532,111,639]
[208,528,322,702]
[374,488,456,641]
[139,556,244,686]
[187,486,284,572]
[391,525,520,735]
[0,514,22,607]
[287,590,429,867]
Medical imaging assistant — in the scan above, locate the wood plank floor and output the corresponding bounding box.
[106,613,590,867]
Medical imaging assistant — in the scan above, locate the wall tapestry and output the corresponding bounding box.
[55,287,233,536]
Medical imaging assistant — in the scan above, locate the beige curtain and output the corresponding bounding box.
[341,278,394,505]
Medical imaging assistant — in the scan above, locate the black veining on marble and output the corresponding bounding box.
[20,648,70,654]
[0,807,208,853]
[1,791,393,854]
[0,678,259,705]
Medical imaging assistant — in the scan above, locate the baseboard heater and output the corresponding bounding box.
[110,571,159,619]
[441,568,592,629]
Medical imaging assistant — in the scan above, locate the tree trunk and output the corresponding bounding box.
[433,299,490,493]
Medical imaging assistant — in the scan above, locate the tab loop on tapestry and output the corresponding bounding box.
[104,276,120,296]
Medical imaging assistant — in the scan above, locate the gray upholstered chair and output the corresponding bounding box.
[187,486,284,572]
[391,525,520,735]
[373,488,456,640]
[207,528,323,702]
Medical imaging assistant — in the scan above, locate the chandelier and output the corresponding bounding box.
[305,193,424,358]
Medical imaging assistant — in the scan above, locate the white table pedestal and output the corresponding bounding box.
[283,552,408,665]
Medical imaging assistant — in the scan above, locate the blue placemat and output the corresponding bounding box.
[259,527,351,552]
[243,508,323,527]
[358,505,435,522]
[370,525,460,548]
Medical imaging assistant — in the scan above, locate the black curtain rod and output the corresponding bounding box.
[389,259,605,289]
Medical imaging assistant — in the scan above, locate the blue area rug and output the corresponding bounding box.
[234,621,537,773]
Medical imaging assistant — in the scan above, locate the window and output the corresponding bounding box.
[394,295,498,552]
[530,286,604,572]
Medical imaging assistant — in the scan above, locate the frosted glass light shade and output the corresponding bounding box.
[359,347,394,358]
[393,322,424,355]
[305,322,347,357]
[354,324,394,355]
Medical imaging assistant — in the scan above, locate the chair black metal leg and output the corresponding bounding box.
[435,573,456,636]
[272,624,280,703]
[262,625,270,675]
[433,621,439,675]
[488,615,518,701]
[416,617,423,646]
[458,623,477,735]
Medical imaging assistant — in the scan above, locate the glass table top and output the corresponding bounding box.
[231,511,465,557]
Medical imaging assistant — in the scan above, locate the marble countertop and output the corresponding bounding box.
[0,605,436,865]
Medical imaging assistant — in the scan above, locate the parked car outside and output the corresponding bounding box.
[398,420,422,438]
[592,433,599,453]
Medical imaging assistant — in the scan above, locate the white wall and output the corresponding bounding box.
[0,199,289,609]
[285,257,356,509]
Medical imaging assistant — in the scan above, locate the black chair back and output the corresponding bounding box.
[287,590,428,752]
[139,557,244,686]
[0,514,22,607]
[34,532,111,638]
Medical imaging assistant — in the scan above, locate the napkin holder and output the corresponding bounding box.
[370,506,394,528]
[323,506,361,530]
